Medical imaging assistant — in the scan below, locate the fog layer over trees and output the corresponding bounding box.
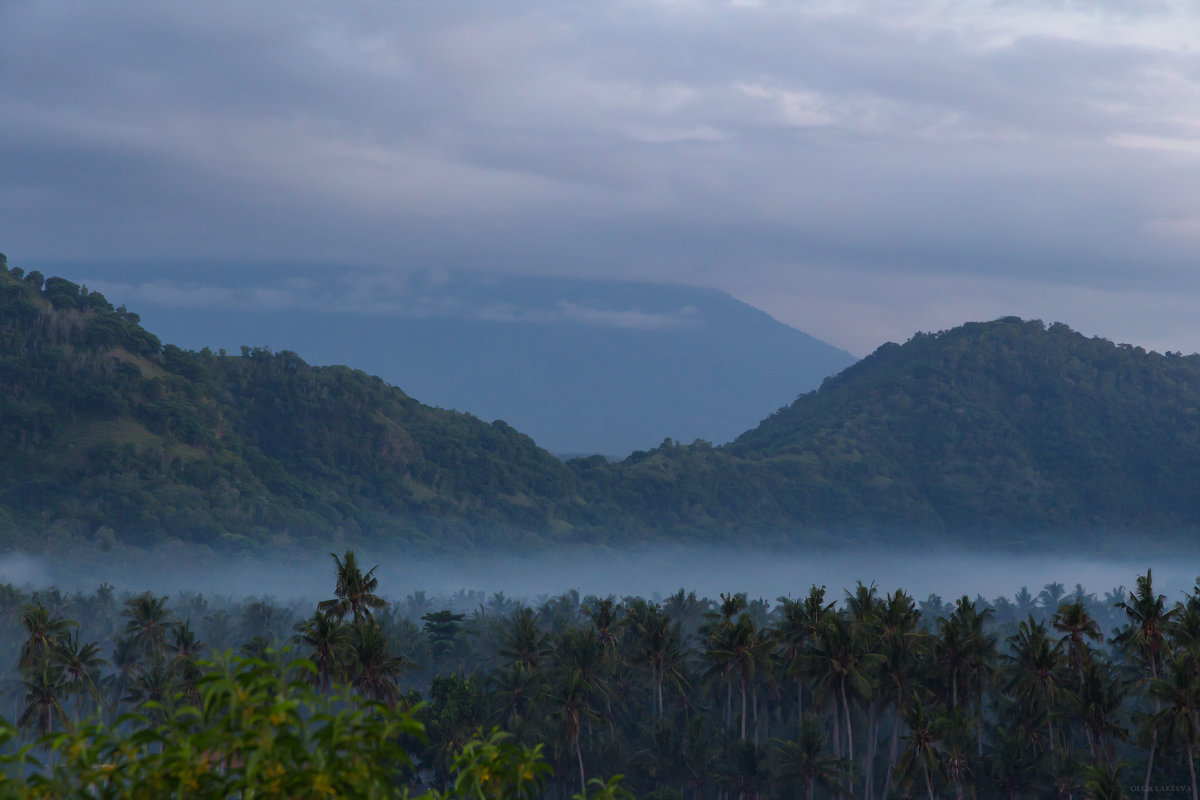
[1,554,1199,798]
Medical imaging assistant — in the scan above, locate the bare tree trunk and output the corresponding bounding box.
[865,702,877,800]
[833,697,842,760]
[1187,741,1197,800]
[1146,658,1161,800]
[740,677,748,741]
[576,737,586,798]
[885,704,902,796]
[752,684,759,746]
[842,683,854,763]
[1046,684,1056,754]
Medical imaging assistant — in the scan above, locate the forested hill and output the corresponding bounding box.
[600,317,1200,538]
[6,253,1200,553]
[0,258,589,551]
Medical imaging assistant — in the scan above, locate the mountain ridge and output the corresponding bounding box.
[4,253,1200,554]
[41,261,857,455]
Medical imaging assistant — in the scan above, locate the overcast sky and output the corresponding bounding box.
[2,0,1198,355]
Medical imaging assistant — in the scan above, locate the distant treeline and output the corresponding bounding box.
[0,556,1196,798]
[8,252,1200,550]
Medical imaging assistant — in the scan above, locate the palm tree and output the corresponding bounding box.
[550,669,600,796]
[351,619,414,707]
[318,550,386,623]
[293,610,354,692]
[878,589,927,798]
[707,614,772,742]
[716,739,768,800]
[935,703,977,800]
[1147,652,1200,800]
[554,626,616,734]
[499,606,551,670]
[583,597,622,654]
[123,658,174,724]
[985,724,1039,800]
[54,630,107,718]
[1053,600,1103,683]
[772,714,853,800]
[896,695,941,800]
[1115,570,1176,800]
[121,592,173,662]
[18,602,75,671]
[1040,583,1067,612]
[488,661,546,743]
[774,585,833,729]
[1070,661,1128,767]
[169,619,204,705]
[1000,615,1065,754]
[634,604,689,720]
[809,611,880,768]
[18,657,72,741]
[1081,762,1128,800]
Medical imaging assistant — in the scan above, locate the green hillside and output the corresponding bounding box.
[600,317,1200,538]
[0,256,591,551]
[6,250,1200,553]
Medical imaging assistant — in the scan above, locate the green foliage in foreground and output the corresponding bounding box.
[0,654,629,800]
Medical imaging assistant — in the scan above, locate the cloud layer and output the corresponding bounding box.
[2,0,1198,353]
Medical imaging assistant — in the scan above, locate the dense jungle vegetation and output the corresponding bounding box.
[7,252,1200,551]
[0,555,1196,798]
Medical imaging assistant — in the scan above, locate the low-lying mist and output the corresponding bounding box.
[5,544,1198,607]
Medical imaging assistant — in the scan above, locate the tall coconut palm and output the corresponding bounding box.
[878,589,927,797]
[935,703,977,800]
[121,592,173,663]
[1000,615,1065,754]
[549,668,601,796]
[1070,661,1128,767]
[707,614,772,742]
[293,610,353,692]
[774,585,834,730]
[896,695,941,800]
[54,630,107,719]
[554,626,616,734]
[810,611,881,767]
[1053,600,1103,683]
[583,597,622,655]
[18,602,75,671]
[773,713,853,800]
[1147,651,1200,800]
[717,739,768,800]
[169,619,204,705]
[499,607,551,670]
[18,657,72,741]
[318,550,386,624]
[488,661,546,744]
[635,605,689,720]
[1115,569,1175,800]
[352,618,414,707]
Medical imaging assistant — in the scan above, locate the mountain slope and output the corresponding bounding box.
[0,259,591,551]
[61,263,856,455]
[7,253,1200,553]
[600,317,1200,536]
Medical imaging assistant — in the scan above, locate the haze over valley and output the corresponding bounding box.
[3,0,1200,795]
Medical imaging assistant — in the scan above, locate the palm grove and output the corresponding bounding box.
[0,555,1198,799]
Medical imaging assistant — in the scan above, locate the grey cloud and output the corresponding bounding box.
[87,273,704,330]
[3,0,1199,352]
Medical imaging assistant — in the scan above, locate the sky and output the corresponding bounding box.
[2,0,1198,356]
